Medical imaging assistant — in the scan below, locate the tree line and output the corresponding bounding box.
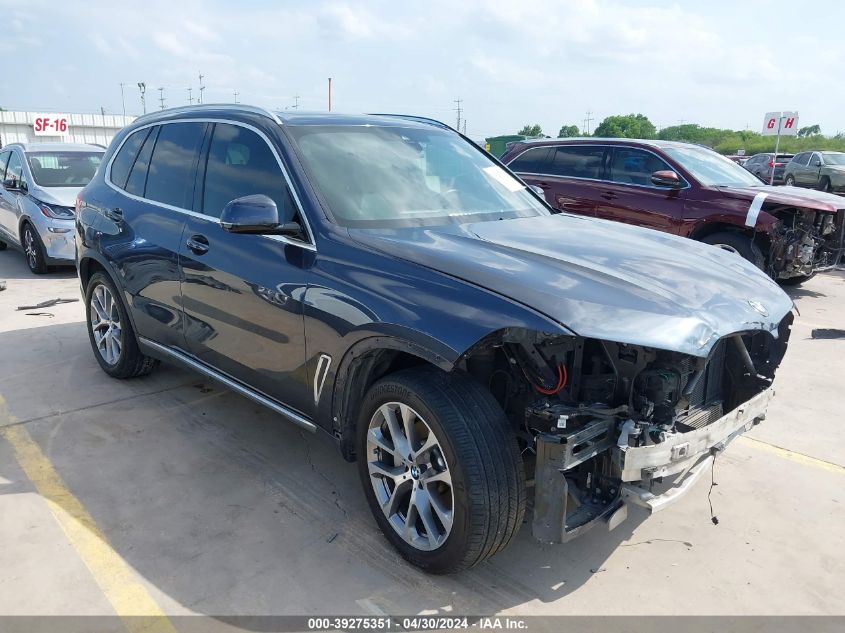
[517,115,845,154]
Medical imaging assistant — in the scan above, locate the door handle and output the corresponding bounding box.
[186,234,209,255]
[104,207,123,221]
[601,192,618,201]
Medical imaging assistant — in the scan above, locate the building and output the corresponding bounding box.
[0,110,135,148]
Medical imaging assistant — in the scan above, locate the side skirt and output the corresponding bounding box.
[138,336,317,433]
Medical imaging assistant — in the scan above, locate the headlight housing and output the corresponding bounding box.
[38,202,75,220]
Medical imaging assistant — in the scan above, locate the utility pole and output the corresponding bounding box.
[233,91,239,104]
[100,106,106,116]
[120,83,126,117]
[583,110,593,135]
[328,78,332,111]
[292,95,300,109]
[198,72,205,104]
[462,120,467,135]
[454,98,463,131]
[158,87,166,110]
[138,82,147,114]
[187,87,193,104]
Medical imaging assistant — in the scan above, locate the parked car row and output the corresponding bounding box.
[501,138,845,285]
[743,150,845,193]
[0,106,832,574]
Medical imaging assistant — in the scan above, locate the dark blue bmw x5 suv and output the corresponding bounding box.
[76,105,793,573]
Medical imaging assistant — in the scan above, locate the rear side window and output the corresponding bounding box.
[609,148,672,186]
[125,127,159,197]
[546,146,606,179]
[110,128,151,189]
[145,122,206,209]
[507,147,550,174]
[201,123,295,220]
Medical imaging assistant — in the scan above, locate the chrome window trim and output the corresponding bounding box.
[104,117,316,252]
[510,143,692,191]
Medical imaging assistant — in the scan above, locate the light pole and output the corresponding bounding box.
[120,83,126,117]
[137,82,146,114]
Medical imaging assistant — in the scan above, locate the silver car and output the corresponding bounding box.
[0,142,104,273]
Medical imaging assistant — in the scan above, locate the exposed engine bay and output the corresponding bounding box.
[462,317,792,542]
[766,207,844,280]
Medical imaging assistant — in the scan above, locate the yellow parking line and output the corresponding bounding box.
[1,397,176,633]
[738,435,845,475]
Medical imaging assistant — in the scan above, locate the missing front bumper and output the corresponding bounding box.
[530,386,774,543]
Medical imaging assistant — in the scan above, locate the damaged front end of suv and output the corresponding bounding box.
[460,314,792,543]
[766,205,844,281]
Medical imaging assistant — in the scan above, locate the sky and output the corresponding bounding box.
[1,0,843,141]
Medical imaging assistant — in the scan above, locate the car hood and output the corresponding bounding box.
[712,184,844,212]
[349,214,793,357]
[28,186,81,208]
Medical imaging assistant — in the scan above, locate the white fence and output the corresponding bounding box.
[0,111,135,148]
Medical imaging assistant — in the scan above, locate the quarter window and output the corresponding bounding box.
[609,148,672,186]
[546,146,606,179]
[201,123,297,224]
[110,128,151,189]
[507,147,550,174]
[793,153,810,166]
[125,127,159,197]
[145,122,206,209]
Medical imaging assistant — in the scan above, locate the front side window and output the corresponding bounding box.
[507,146,550,173]
[663,146,762,187]
[547,146,606,179]
[201,123,296,223]
[608,148,672,186]
[145,122,206,208]
[809,154,822,167]
[5,152,23,186]
[289,125,549,229]
[0,152,9,181]
[27,152,102,187]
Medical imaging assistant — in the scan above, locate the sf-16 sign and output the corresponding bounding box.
[762,112,798,136]
[33,114,70,137]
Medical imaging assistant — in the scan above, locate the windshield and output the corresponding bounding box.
[822,152,845,166]
[27,151,103,187]
[664,146,763,187]
[287,125,548,228]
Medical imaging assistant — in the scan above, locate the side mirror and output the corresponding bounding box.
[528,185,545,197]
[220,194,300,236]
[651,170,683,188]
[3,178,21,192]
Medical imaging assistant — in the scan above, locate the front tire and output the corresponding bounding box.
[356,367,525,574]
[819,177,832,193]
[22,223,48,274]
[779,272,816,286]
[85,272,158,378]
[702,231,766,271]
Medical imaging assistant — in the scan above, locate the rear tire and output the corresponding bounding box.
[701,231,766,271]
[785,175,795,186]
[22,223,48,274]
[356,367,525,574]
[85,272,158,379]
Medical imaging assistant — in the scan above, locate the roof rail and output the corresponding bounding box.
[366,113,455,132]
[132,103,282,125]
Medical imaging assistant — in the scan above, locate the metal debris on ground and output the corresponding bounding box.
[0,280,6,291]
[26,312,55,317]
[16,298,79,311]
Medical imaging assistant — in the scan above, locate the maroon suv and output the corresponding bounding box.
[501,139,845,285]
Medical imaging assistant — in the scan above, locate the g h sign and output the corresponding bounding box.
[762,112,799,137]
